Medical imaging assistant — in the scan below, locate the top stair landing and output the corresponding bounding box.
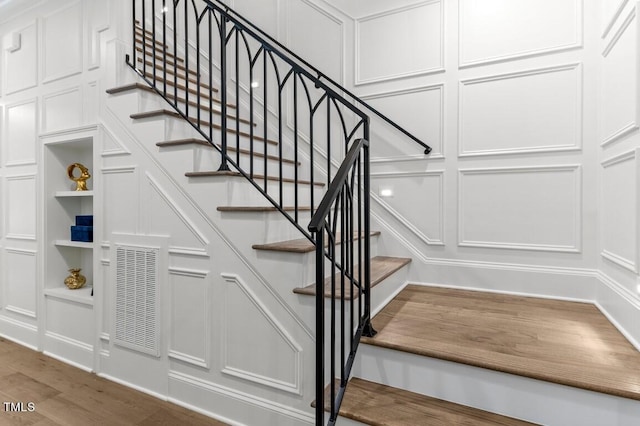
[363,285,640,402]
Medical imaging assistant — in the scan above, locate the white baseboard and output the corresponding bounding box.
[168,371,314,426]
[0,315,38,350]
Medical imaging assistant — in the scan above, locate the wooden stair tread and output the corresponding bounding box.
[252,231,380,253]
[157,139,297,164]
[293,256,411,299]
[363,285,640,401]
[325,377,537,426]
[130,110,277,145]
[188,171,323,187]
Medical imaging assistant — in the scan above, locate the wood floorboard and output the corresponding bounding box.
[363,285,640,401]
[0,338,226,425]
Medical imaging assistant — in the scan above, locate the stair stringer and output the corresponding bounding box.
[99,82,320,426]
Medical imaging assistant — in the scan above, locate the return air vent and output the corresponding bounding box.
[114,244,160,357]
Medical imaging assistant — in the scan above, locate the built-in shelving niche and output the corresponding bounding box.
[41,127,99,370]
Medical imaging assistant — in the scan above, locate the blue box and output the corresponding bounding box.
[71,226,93,242]
[75,215,93,226]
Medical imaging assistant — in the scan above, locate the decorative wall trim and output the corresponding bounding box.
[4,248,37,255]
[459,0,583,68]
[168,370,314,424]
[39,124,98,143]
[355,0,444,85]
[600,149,638,273]
[361,83,444,158]
[221,273,303,396]
[167,247,210,258]
[41,86,83,133]
[5,305,36,319]
[168,350,208,369]
[41,2,83,84]
[168,267,209,279]
[458,165,582,252]
[3,98,38,167]
[596,271,640,351]
[45,330,93,353]
[288,0,345,82]
[147,172,210,249]
[99,332,110,342]
[601,6,639,147]
[3,21,38,95]
[603,0,631,38]
[370,170,444,245]
[5,174,36,240]
[101,166,136,174]
[459,63,582,157]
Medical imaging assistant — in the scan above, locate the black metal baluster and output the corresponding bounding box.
[162,0,167,96]
[219,14,229,171]
[293,73,299,223]
[262,50,268,191]
[235,28,240,167]
[141,0,147,76]
[183,0,189,117]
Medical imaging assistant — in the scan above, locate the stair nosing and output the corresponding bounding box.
[293,256,411,300]
[252,231,381,253]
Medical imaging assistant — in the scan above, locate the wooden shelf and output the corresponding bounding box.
[44,286,94,306]
[54,240,94,249]
[55,190,94,198]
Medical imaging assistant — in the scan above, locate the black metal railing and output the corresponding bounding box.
[308,137,372,425]
[127,1,431,424]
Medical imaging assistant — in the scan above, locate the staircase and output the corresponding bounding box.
[105,1,640,425]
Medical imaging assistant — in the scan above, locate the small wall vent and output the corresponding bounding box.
[114,244,160,357]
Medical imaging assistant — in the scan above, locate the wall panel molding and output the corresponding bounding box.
[41,2,83,84]
[5,174,36,240]
[222,273,303,395]
[601,149,638,273]
[602,0,630,38]
[458,165,582,252]
[42,87,83,133]
[3,21,38,95]
[601,5,640,147]
[459,0,583,68]
[459,64,582,157]
[3,98,38,167]
[168,267,211,369]
[371,170,444,245]
[355,0,444,85]
[361,84,444,158]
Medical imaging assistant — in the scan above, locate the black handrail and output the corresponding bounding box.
[202,0,432,155]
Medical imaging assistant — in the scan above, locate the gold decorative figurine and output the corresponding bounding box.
[64,268,87,290]
[67,163,91,191]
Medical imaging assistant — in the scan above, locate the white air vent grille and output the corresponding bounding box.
[114,245,160,357]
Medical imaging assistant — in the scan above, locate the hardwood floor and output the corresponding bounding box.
[0,338,226,426]
[363,285,640,401]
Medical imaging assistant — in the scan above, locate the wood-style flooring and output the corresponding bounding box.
[0,338,226,426]
[362,285,640,400]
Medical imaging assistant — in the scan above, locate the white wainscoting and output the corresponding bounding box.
[602,0,630,38]
[363,84,444,159]
[4,248,37,320]
[355,0,443,85]
[41,1,82,83]
[42,87,83,133]
[601,5,639,147]
[459,64,582,157]
[221,273,303,396]
[168,267,211,369]
[2,21,38,95]
[4,98,38,167]
[458,165,582,252]
[5,174,36,240]
[286,0,344,83]
[601,150,638,273]
[101,166,138,238]
[459,0,582,67]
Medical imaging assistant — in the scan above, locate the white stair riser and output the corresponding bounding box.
[354,345,640,426]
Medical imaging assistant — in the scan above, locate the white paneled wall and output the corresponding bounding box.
[0,0,639,424]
